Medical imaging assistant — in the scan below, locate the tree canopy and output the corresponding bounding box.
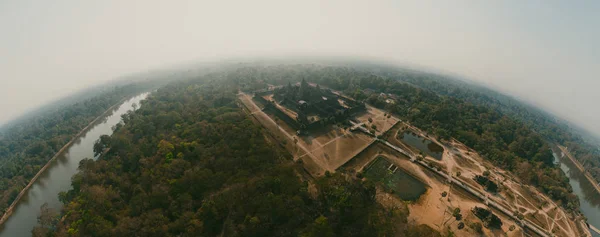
[11,62,595,235]
[0,82,161,216]
[232,65,579,209]
[48,76,426,237]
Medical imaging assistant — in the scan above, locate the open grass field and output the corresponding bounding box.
[306,131,374,170]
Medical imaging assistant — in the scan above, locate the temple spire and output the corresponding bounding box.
[299,78,309,100]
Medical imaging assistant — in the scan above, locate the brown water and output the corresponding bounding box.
[0,93,148,237]
[400,132,444,160]
[364,157,427,201]
[553,152,600,237]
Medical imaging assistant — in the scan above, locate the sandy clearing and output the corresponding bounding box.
[376,121,587,237]
[355,104,399,136]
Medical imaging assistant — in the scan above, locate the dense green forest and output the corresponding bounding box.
[230,65,579,210]
[45,75,440,237]
[0,81,164,216]
[9,61,596,236]
[365,65,600,182]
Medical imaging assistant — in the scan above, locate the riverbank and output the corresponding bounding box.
[558,145,600,195]
[0,97,129,226]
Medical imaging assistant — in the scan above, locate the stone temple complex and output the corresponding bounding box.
[254,79,365,133]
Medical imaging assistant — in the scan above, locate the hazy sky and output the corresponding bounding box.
[1,1,599,134]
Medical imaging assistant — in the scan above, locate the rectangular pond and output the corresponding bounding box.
[364,157,427,201]
[400,131,444,160]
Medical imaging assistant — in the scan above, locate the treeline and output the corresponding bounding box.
[232,65,579,210]
[46,75,439,237]
[0,81,161,216]
[368,66,600,184]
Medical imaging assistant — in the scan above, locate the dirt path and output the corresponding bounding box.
[399,124,585,237]
[238,93,329,175]
[465,153,578,236]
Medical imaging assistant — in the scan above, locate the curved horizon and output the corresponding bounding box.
[1,1,599,136]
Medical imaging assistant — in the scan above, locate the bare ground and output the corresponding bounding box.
[242,92,588,237]
[355,105,399,136]
[374,121,588,237]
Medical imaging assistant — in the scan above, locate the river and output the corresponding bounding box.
[554,151,600,237]
[0,93,148,237]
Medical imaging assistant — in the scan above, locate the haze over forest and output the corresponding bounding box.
[1,1,599,135]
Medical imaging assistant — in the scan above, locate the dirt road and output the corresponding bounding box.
[238,93,328,175]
